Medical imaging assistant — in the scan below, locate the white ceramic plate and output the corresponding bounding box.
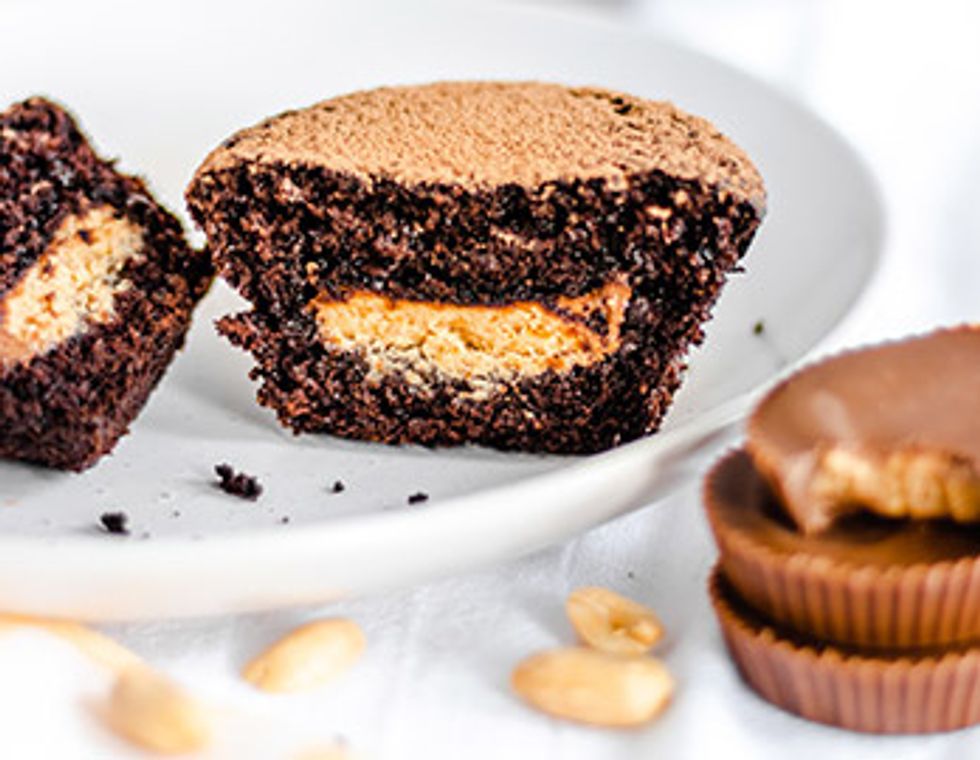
[0,0,881,620]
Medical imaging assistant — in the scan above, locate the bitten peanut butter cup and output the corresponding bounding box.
[709,567,980,734]
[705,448,980,649]
[747,326,980,535]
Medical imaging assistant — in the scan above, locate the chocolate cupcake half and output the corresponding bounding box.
[0,98,212,470]
[186,81,765,454]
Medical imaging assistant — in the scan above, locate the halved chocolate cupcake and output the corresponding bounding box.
[186,81,765,454]
[0,98,212,470]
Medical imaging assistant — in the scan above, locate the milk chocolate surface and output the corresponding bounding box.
[711,449,980,567]
[748,327,980,532]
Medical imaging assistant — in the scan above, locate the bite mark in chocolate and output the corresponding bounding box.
[705,448,980,649]
[748,326,980,533]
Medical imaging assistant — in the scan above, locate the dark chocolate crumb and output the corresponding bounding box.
[279,516,291,524]
[752,320,765,336]
[407,491,429,505]
[214,463,263,500]
[330,480,346,494]
[99,511,129,535]
[171,510,181,518]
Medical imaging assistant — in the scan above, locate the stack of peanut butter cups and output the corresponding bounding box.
[703,326,980,734]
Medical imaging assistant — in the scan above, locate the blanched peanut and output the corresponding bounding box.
[243,618,365,693]
[511,647,674,727]
[566,587,664,655]
[104,667,210,755]
[0,614,142,673]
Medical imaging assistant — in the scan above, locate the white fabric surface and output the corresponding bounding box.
[5,0,980,756]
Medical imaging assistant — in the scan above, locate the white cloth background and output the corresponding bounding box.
[3,0,980,757]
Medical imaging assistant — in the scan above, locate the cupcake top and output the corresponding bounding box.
[194,81,765,204]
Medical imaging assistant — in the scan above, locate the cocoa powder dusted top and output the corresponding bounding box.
[193,81,765,205]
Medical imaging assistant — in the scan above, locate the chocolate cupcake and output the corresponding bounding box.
[0,98,212,470]
[186,81,765,454]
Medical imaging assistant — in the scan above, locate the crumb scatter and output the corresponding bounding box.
[214,463,263,500]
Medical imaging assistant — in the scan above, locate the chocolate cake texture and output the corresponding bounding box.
[187,81,765,454]
[0,98,212,470]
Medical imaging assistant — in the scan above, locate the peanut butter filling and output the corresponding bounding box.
[309,280,630,392]
[0,206,144,364]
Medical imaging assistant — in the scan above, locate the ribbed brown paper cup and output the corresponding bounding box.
[710,567,980,734]
[704,449,980,650]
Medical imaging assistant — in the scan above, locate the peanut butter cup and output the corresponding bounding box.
[706,448,980,649]
[710,567,980,734]
[186,81,765,454]
[747,326,980,534]
[706,327,980,732]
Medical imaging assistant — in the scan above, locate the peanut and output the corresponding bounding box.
[243,618,365,693]
[566,587,663,655]
[0,614,142,673]
[103,667,210,755]
[511,647,674,727]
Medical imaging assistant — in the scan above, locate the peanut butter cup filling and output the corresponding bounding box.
[309,280,629,391]
[0,206,144,365]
